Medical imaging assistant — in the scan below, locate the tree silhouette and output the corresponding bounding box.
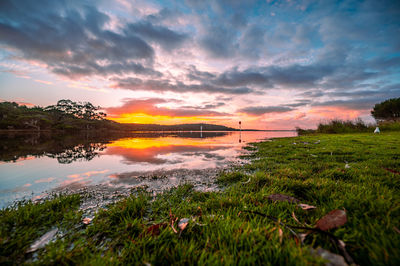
[371,98,400,121]
[44,100,106,120]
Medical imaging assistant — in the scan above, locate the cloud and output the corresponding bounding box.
[34,79,53,85]
[238,106,293,115]
[126,21,188,50]
[213,68,271,87]
[106,98,230,117]
[312,98,379,111]
[199,24,238,58]
[0,0,186,79]
[110,77,254,95]
[34,177,56,183]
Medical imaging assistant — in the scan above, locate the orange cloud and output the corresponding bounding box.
[34,79,53,85]
[35,177,56,183]
[108,112,215,124]
[106,98,230,124]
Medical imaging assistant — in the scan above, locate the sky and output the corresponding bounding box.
[0,0,399,129]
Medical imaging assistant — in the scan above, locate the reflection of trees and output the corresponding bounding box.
[46,143,106,164]
[0,132,112,164]
[0,131,232,164]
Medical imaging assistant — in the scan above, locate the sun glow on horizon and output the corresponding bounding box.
[108,112,217,125]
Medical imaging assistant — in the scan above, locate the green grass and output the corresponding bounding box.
[1,132,400,265]
[0,194,81,265]
[297,119,400,135]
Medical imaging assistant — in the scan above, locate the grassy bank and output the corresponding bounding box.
[297,119,400,135]
[1,132,399,265]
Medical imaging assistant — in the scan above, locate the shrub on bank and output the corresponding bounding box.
[316,119,372,134]
[297,119,400,135]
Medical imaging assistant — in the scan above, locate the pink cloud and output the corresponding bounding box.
[106,98,229,117]
[34,177,56,183]
[34,79,53,85]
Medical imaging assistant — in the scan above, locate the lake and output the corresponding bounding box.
[0,131,296,208]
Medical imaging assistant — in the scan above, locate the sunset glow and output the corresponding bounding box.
[108,113,215,125]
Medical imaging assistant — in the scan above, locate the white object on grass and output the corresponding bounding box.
[26,228,58,253]
[374,127,380,133]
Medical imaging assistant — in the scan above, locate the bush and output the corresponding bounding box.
[378,121,400,131]
[316,119,372,134]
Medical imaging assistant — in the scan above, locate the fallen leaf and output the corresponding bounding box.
[278,227,283,243]
[299,233,309,243]
[310,247,348,266]
[316,209,347,231]
[170,217,178,234]
[338,239,346,248]
[267,194,300,203]
[291,211,304,226]
[298,203,317,210]
[26,228,58,253]
[146,223,166,236]
[178,218,189,231]
[384,168,400,175]
[82,217,92,225]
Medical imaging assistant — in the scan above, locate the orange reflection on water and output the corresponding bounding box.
[108,136,218,150]
[104,133,238,165]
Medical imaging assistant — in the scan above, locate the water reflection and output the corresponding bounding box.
[0,131,296,208]
[105,137,230,164]
[0,131,231,164]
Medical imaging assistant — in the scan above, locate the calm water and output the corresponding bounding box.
[0,131,296,208]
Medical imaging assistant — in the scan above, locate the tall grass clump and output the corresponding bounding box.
[316,119,372,134]
[378,120,400,131]
[298,119,400,135]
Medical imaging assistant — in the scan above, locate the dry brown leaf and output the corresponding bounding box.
[298,203,317,210]
[146,223,167,236]
[178,218,189,231]
[82,217,92,225]
[299,233,309,243]
[292,212,302,225]
[170,217,178,234]
[316,209,347,231]
[267,194,300,203]
[278,228,283,243]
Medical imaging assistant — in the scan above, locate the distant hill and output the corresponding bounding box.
[118,123,237,131]
[0,101,240,132]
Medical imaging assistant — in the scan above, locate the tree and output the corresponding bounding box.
[44,100,106,120]
[371,98,400,121]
